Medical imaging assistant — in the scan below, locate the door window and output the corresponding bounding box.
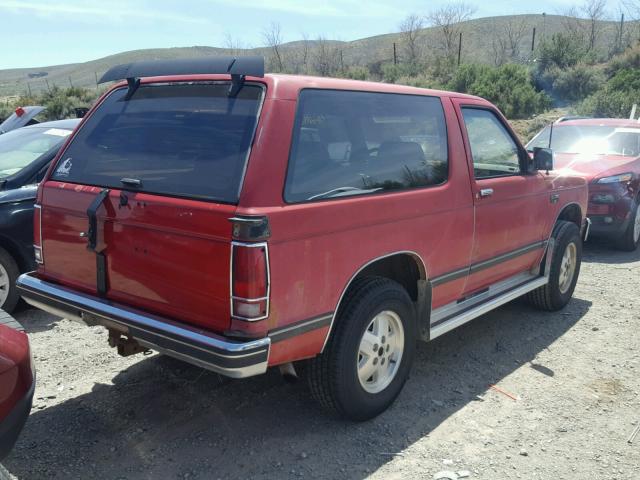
[285,89,448,202]
[462,108,521,179]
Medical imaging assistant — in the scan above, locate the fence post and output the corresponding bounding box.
[393,42,397,65]
[531,27,536,52]
[619,13,625,52]
[27,83,32,97]
[45,78,51,93]
[457,32,462,66]
[68,77,73,88]
[94,71,99,88]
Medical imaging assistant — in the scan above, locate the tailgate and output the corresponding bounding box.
[40,182,235,331]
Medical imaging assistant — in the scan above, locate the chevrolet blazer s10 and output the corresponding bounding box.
[17,57,589,420]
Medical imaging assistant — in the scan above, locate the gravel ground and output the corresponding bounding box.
[2,240,639,480]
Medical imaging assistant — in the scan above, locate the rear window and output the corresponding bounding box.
[51,82,264,203]
[284,89,448,202]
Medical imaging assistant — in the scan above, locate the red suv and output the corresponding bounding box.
[17,57,588,420]
[528,118,640,251]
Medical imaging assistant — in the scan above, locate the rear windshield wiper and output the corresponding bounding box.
[120,177,142,188]
[307,186,381,201]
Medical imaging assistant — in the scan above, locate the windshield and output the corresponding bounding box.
[0,126,71,178]
[528,125,640,157]
[51,82,264,203]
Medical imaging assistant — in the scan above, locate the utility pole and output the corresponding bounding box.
[393,42,397,65]
[457,32,463,66]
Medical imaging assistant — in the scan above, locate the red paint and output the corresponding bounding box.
[0,325,33,420]
[34,74,588,368]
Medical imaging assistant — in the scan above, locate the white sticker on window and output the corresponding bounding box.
[56,158,73,177]
[44,128,72,137]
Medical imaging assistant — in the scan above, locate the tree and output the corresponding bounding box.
[399,13,424,65]
[262,22,285,72]
[581,0,608,51]
[491,17,527,65]
[313,37,340,76]
[427,2,476,59]
[223,33,248,57]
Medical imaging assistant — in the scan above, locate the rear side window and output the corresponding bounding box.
[51,82,263,203]
[284,89,448,202]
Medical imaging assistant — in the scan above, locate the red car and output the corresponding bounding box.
[17,57,587,420]
[528,118,640,250]
[0,313,34,461]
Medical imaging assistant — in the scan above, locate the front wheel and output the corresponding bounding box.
[307,277,416,421]
[616,201,640,252]
[527,221,582,311]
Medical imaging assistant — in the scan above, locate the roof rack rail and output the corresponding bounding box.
[98,56,264,84]
[554,115,591,124]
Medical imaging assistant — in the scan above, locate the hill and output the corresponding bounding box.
[0,14,636,97]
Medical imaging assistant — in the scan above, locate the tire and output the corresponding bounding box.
[0,247,19,314]
[527,221,582,311]
[615,200,640,252]
[307,276,417,421]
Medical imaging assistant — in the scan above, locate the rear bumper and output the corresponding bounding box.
[16,273,270,379]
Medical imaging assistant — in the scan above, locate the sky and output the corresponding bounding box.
[0,0,628,69]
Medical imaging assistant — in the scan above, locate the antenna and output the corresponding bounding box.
[548,122,554,149]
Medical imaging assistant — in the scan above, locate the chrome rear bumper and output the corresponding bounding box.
[16,272,270,378]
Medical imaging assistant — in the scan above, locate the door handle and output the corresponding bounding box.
[479,188,494,198]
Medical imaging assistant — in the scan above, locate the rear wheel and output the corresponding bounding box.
[307,277,416,421]
[527,221,582,311]
[615,201,640,252]
[0,247,19,313]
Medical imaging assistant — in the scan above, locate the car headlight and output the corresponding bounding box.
[596,173,633,184]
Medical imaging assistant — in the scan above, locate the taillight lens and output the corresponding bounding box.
[231,243,269,321]
[34,205,43,264]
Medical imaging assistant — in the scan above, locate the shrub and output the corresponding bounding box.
[536,33,586,72]
[578,89,638,117]
[551,64,603,102]
[339,66,370,81]
[448,64,551,118]
[381,63,420,83]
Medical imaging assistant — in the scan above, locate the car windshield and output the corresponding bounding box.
[0,126,71,178]
[528,125,640,157]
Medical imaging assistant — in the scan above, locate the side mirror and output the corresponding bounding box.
[533,147,554,171]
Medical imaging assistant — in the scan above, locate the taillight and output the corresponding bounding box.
[34,205,43,264]
[231,242,269,321]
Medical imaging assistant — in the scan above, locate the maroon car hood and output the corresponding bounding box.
[554,153,640,182]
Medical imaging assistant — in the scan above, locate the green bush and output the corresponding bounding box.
[339,66,369,81]
[578,67,640,117]
[551,64,603,102]
[448,64,551,118]
[536,33,586,72]
[0,86,100,123]
[381,63,420,83]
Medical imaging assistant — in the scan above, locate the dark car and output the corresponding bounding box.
[0,312,34,463]
[527,119,640,250]
[0,119,79,312]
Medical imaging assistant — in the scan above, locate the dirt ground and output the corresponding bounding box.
[2,239,639,480]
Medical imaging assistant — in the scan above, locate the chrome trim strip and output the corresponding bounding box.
[320,250,428,352]
[17,273,270,378]
[468,241,546,275]
[430,275,548,340]
[229,241,271,322]
[269,313,332,343]
[431,267,468,287]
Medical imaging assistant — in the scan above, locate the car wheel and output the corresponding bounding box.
[0,247,20,313]
[307,276,416,421]
[527,221,582,311]
[615,200,640,252]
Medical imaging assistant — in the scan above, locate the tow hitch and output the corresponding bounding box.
[108,330,149,357]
